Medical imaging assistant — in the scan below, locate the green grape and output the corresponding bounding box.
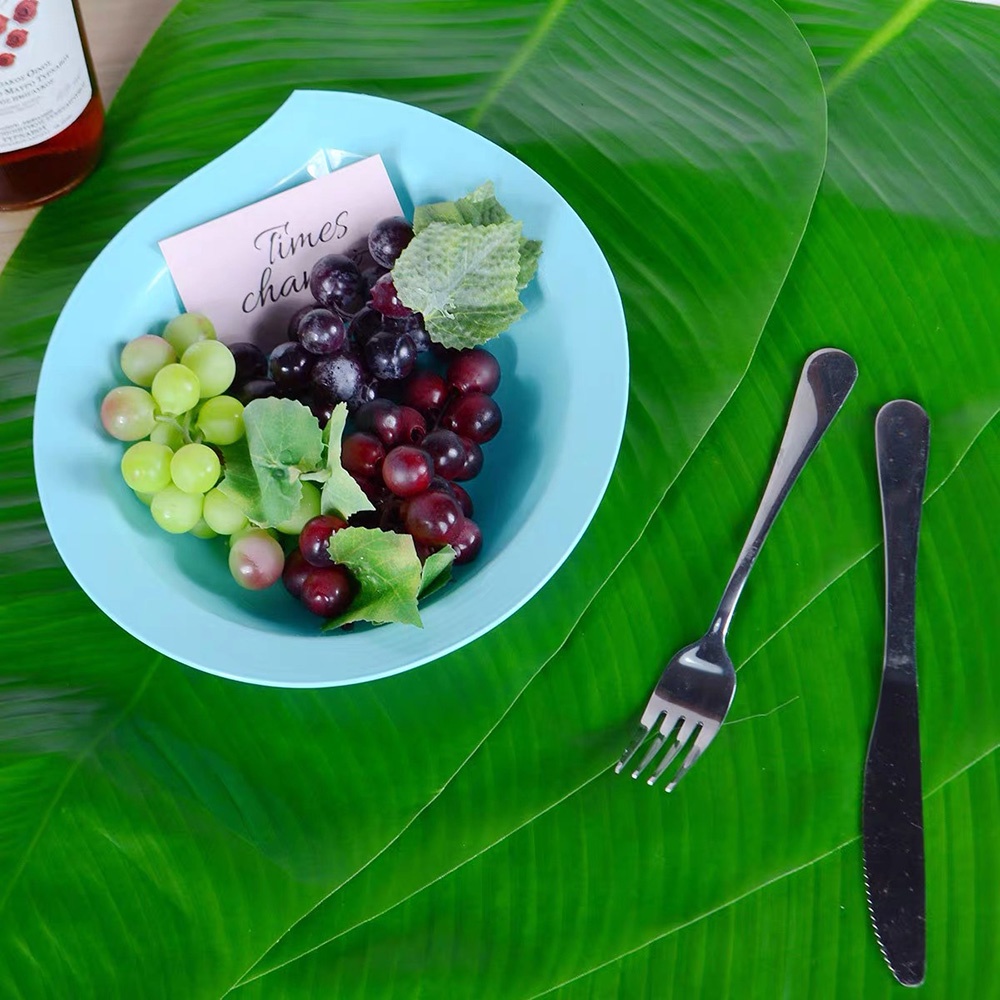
[135,491,156,507]
[181,340,236,398]
[275,482,321,535]
[120,441,173,493]
[163,312,216,355]
[170,443,221,494]
[197,395,244,445]
[151,363,200,416]
[203,488,249,535]
[120,335,176,386]
[190,518,218,539]
[100,386,156,441]
[149,420,186,451]
[150,486,203,534]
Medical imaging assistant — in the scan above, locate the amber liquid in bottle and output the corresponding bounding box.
[0,0,104,210]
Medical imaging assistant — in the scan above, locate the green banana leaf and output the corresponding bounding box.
[1,0,998,996]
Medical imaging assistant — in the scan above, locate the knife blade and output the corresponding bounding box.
[864,399,930,987]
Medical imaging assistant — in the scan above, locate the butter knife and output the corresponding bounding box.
[863,399,930,987]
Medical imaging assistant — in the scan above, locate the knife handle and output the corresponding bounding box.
[875,401,930,676]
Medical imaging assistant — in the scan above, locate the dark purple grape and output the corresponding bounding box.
[450,482,474,516]
[447,348,501,395]
[301,565,356,618]
[361,263,389,290]
[307,393,335,428]
[269,341,315,391]
[454,438,483,481]
[341,432,385,479]
[355,399,403,447]
[311,353,367,408]
[299,514,347,568]
[229,342,268,387]
[348,306,383,350]
[451,518,482,565]
[441,393,502,443]
[396,406,427,445]
[369,274,412,318]
[365,330,416,381]
[236,377,278,405]
[407,323,431,353]
[403,371,448,416]
[356,378,379,409]
[428,475,456,498]
[368,216,414,269]
[404,491,463,546]
[297,308,347,355]
[422,429,467,480]
[282,549,312,598]
[309,254,366,316]
[382,446,433,498]
[287,304,314,341]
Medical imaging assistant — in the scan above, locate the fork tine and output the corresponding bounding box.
[614,724,650,774]
[665,725,716,792]
[631,733,666,778]
[646,718,697,786]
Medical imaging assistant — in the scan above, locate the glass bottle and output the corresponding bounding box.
[0,0,104,210]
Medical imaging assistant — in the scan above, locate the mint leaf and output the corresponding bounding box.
[418,546,456,599]
[313,403,374,520]
[518,237,542,290]
[217,438,267,525]
[241,397,324,526]
[392,220,524,349]
[321,527,424,629]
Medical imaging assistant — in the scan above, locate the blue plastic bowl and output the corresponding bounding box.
[34,91,628,687]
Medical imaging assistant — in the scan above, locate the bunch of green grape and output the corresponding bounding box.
[100,313,321,590]
[100,312,251,533]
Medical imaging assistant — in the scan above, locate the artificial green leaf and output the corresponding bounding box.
[412,200,464,231]
[0,0,860,996]
[417,545,455,599]
[411,182,541,292]
[314,403,374,520]
[392,219,525,348]
[216,437,267,525]
[322,527,423,629]
[241,397,324,526]
[517,236,542,290]
[413,181,509,230]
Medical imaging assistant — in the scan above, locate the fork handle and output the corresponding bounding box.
[708,348,858,641]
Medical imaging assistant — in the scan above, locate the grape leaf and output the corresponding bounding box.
[321,527,424,629]
[392,220,525,349]
[314,403,374,520]
[418,545,456,599]
[241,397,324,526]
[216,437,267,525]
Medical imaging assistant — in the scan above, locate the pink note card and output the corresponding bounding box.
[159,155,403,348]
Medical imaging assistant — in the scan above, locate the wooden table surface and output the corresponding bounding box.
[0,0,178,271]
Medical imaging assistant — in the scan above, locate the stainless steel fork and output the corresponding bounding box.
[615,348,858,791]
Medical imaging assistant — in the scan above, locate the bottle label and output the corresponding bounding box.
[0,0,93,154]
